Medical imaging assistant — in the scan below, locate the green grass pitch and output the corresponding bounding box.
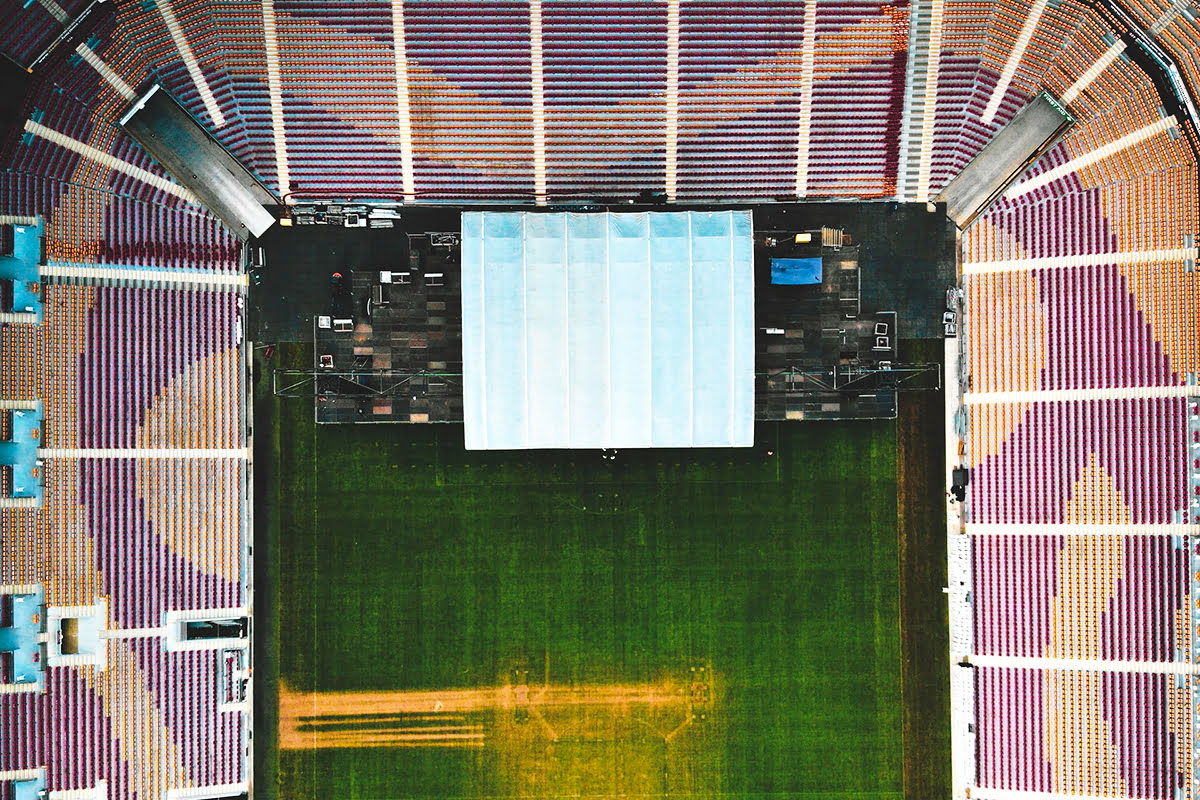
[260,347,904,800]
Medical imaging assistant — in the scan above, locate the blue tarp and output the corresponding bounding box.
[0,403,43,504]
[0,588,44,684]
[771,257,823,285]
[12,771,45,800]
[462,211,755,449]
[0,219,43,320]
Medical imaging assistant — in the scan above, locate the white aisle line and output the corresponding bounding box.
[1060,40,1126,105]
[963,245,1196,274]
[972,788,1178,800]
[164,783,249,800]
[391,0,416,203]
[916,0,945,199]
[1150,4,1185,36]
[968,653,1200,674]
[1006,116,1177,199]
[23,120,198,204]
[964,384,1198,404]
[0,312,38,324]
[967,523,1200,537]
[39,448,249,459]
[40,263,248,289]
[665,0,680,202]
[38,0,68,23]
[101,627,168,640]
[261,0,290,198]
[0,497,38,509]
[75,44,137,101]
[794,0,819,198]
[157,0,226,127]
[980,0,1049,125]
[530,0,547,205]
[964,383,1200,402]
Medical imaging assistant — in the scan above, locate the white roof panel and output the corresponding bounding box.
[461,210,754,449]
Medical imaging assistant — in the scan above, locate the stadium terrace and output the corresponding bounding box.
[1,1,1199,800]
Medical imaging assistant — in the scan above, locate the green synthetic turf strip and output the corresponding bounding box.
[274,389,901,799]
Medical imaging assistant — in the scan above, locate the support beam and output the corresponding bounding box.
[156,0,225,127]
[119,85,277,239]
[1006,115,1177,199]
[23,119,198,204]
[980,0,1049,125]
[937,92,1073,228]
[963,244,1196,274]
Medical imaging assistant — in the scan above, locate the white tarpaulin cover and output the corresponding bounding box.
[461,210,755,450]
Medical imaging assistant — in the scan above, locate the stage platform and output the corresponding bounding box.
[460,210,755,450]
[254,202,954,426]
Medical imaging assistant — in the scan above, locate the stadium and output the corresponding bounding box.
[0,0,1197,799]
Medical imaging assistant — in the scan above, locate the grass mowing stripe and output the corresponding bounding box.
[270,342,904,798]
